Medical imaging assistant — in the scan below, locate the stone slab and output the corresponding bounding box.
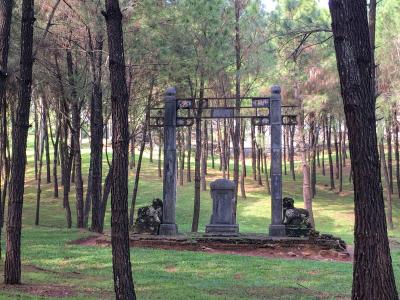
[205,224,239,236]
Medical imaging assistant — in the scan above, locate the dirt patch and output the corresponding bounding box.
[0,283,77,298]
[71,235,352,262]
[165,265,178,273]
[68,234,108,247]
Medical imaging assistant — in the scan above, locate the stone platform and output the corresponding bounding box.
[129,232,347,252]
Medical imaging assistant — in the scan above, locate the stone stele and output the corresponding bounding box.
[205,179,239,235]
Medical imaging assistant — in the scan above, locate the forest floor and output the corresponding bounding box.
[0,140,399,299]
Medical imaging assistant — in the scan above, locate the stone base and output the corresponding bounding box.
[159,223,178,235]
[269,224,286,237]
[205,224,239,236]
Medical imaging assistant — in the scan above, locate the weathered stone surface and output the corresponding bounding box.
[206,179,239,235]
[134,199,163,234]
[160,87,178,235]
[269,85,284,237]
[319,250,330,257]
[282,197,313,237]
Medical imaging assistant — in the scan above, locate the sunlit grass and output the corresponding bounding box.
[0,134,399,299]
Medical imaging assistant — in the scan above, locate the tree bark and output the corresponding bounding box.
[88,28,104,233]
[66,49,84,229]
[104,0,136,297]
[326,115,335,190]
[158,130,163,178]
[130,135,135,169]
[394,110,400,199]
[192,74,204,233]
[54,54,72,229]
[201,120,207,191]
[386,123,393,194]
[210,121,215,169]
[35,114,45,226]
[240,122,246,198]
[338,121,343,193]
[43,100,51,184]
[333,121,340,180]
[186,126,192,182]
[50,112,60,198]
[149,131,153,163]
[283,125,287,175]
[251,123,256,181]
[232,0,242,212]
[297,85,314,228]
[289,125,296,180]
[310,113,317,197]
[322,118,326,176]
[329,1,398,298]
[379,141,393,229]
[34,102,38,180]
[4,0,34,284]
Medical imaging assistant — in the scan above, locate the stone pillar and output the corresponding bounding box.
[269,85,286,237]
[159,87,178,235]
[205,179,239,235]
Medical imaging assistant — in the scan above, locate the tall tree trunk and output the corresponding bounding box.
[256,147,262,185]
[192,74,204,233]
[179,129,185,186]
[43,101,51,184]
[55,54,72,229]
[104,0,136,298]
[217,120,222,171]
[283,125,287,175]
[201,120,207,191]
[66,49,84,228]
[4,0,34,284]
[342,125,347,167]
[130,135,135,169]
[99,168,112,233]
[232,0,242,216]
[394,111,400,199]
[34,102,38,180]
[322,118,326,176]
[297,86,314,228]
[263,152,271,195]
[129,137,145,226]
[333,121,340,180]
[0,1,11,253]
[51,115,60,198]
[158,130,162,178]
[256,127,262,185]
[379,141,393,229]
[329,1,398,298]
[251,123,256,181]
[149,131,153,163]
[326,116,335,190]
[186,126,192,182]
[239,122,246,199]
[289,125,296,180]
[88,28,104,233]
[338,121,343,193]
[35,115,45,226]
[310,113,317,198]
[210,121,215,169]
[386,123,393,194]
[316,126,321,168]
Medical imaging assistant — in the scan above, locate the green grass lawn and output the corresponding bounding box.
[0,137,399,299]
